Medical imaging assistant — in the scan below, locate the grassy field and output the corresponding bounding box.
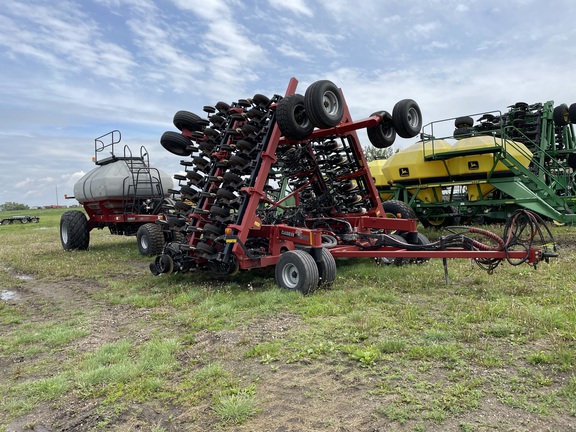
[0,208,575,431]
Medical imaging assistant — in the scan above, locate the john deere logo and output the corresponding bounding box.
[399,167,410,177]
[468,161,479,170]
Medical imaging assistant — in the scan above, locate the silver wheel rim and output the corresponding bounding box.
[281,263,299,289]
[323,91,340,117]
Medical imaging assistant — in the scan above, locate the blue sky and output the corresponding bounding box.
[1,0,576,207]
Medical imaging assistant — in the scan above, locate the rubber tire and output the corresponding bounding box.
[276,94,314,140]
[275,250,319,294]
[454,116,474,128]
[382,200,417,219]
[160,131,193,156]
[569,103,576,124]
[136,223,164,256]
[393,232,430,266]
[304,80,344,129]
[420,207,456,229]
[60,210,90,251]
[554,104,569,126]
[173,110,204,132]
[317,248,337,287]
[392,99,422,138]
[367,111,396,148]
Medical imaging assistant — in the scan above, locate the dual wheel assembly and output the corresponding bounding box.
[274,248,336,295]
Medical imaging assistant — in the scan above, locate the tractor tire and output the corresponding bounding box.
[276,94,314,140]
[382,200,417,219]
[136,223,164,256]
[392,99,422,138]
[275,250,319,294]
[304,80,344,129]
[252,93,270,108]
[160,131,193,156]
[367,111,396,148]
[553,104,569,126]
[173,110,204,132]
[60,210,90,251]
[316,248,337,288]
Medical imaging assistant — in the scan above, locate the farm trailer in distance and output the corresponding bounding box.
[369,101,576,227]
[60,130,177,256]
[147,77,557,292]
[0,215,40,225]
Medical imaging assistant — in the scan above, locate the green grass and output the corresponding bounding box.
[1,208,575,430]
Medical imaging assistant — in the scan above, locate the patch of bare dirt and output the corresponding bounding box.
[2,266,576,432]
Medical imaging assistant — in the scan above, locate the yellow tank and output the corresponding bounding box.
[367,159,394,200]
[380,140,453,185]
[447,136,533,178]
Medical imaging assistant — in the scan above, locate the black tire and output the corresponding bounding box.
[60,211,90,251]
[174,201,192,214]
[420,207,457,229]
[160,131,193,156]
[210,205,230,217]
[367,111,396,148]
[197,241,217,254]
[275,250,319,294]
[20,218,28,224]
[216,188,237,200]
[569,103,576,124]
[392,99,422,138]
[136,223,164,256]
[252,93,270,108]
[203,223,224,236]
[454,127,473,139]
[317,248,337,287]
[304,80,344,129]
[382,200,417,219]
[276,94,314,140]
[554,104,569,126]
[454,116,474,128]
[393,232,430,266]
[173,110,204,132]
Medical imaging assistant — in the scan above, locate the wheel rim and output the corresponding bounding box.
[323,91,340,117]
[61,226,69,244]
[140,236,149,250]
[294,104,309,127]
[281,263,299,289]
[407,107,420,128]
[427,217,445,227]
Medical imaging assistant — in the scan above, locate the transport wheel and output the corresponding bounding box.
[382,200,417,219]
[393,232,430,266]
[60,210,90,251]
[553,104,569,126]
[316,248,337,287]
[136,223,164,256]
[367,111,396,148]
[569,103,576,124]
[275,250,319,294]
[276,94,314,140]
[454,116,474,128]
[392,99,422,138]
[173,110,204,132]
[420,208,456,229]
[20,218,28,224]
[304,80,343,129]
[160,131,193,156]
[153,254,174,275]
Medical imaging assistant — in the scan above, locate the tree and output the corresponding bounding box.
[363,146,395,162]
[0,202,30,211]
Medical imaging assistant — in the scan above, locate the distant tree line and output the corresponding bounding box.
[0,202,30,211]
